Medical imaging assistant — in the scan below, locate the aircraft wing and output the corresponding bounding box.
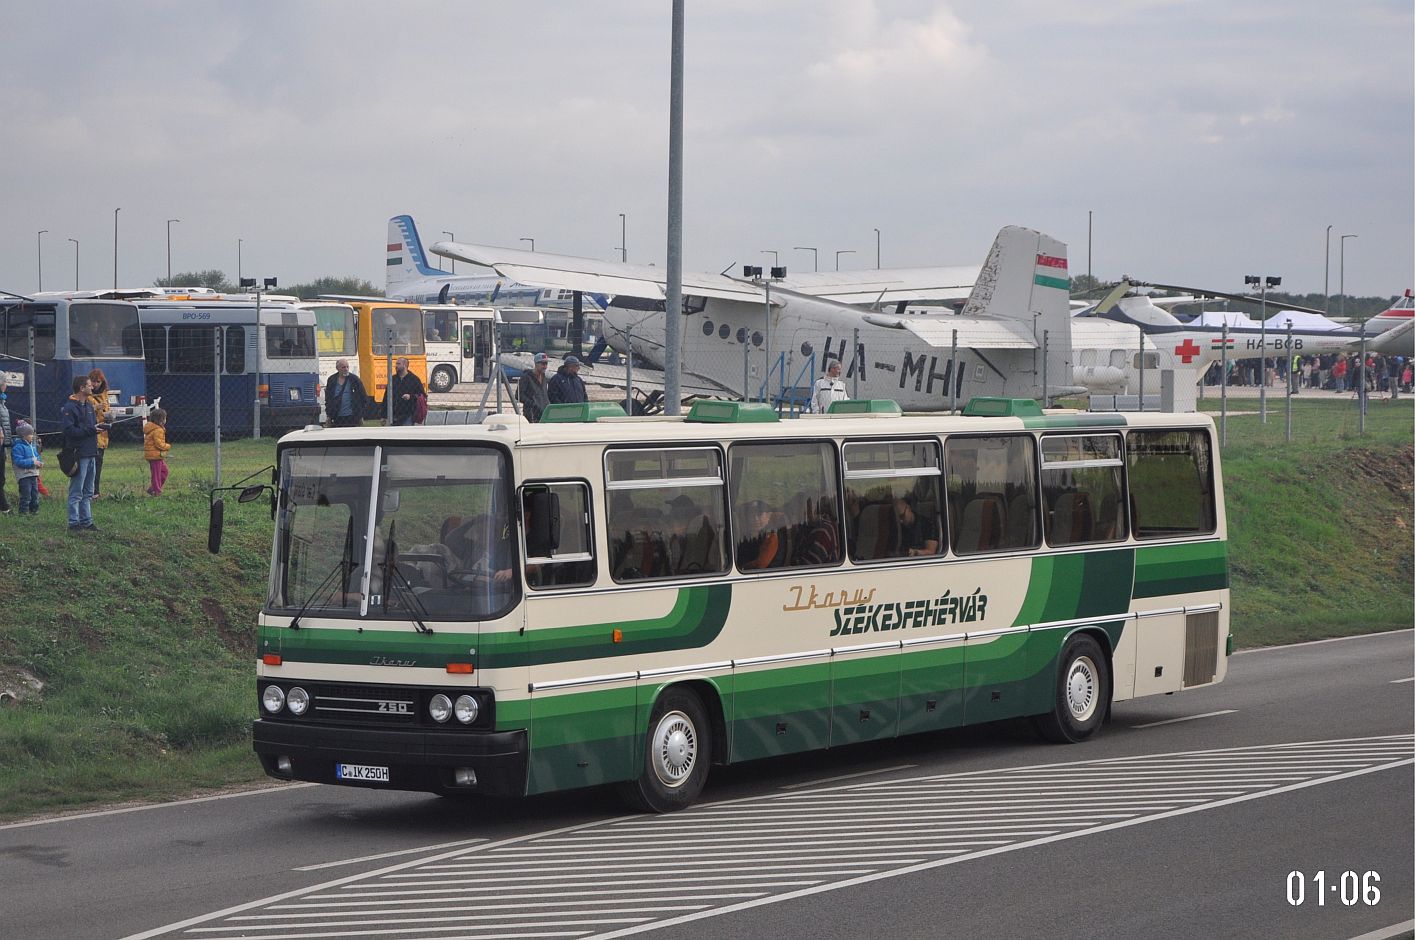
[774,266,981,305]
[498,353,739,399]
[862,313,1040,349]
[432,242,765,304]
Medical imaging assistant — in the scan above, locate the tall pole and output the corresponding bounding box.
[874,228,880,269]
[213,327,222,485]
[835,250,855,271]
[238,238,243,283]
[1220,321,1228,447]
[166,219,180,285]
[443,232,455,273]
[794,247,817,272]
[762,250,778,266]
[36,230,47,292]
[520,237,535,251]
[1087,210,1093,282]
[113,208,120,290]
[1258,281,1268,423]
[1323,224,1332,313]
[1285,321,1293,443]
[619,213,627,262]
[69,238,78,290]
[1339,234,1357,319]
[663,0,684,415]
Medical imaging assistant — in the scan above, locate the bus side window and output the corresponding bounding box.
[1126,430,1216,538]
[842,439,943,562]
[1041,434,1127,547]
[946,434,1038,555]
[522,482,596,590]
[605,448,728,583]
[729,441,841,572]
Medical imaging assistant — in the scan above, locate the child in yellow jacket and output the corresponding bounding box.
[143,408,172,496]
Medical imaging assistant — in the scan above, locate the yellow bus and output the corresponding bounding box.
[343,300,428,407]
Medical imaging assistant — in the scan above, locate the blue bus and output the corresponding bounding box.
[0,296,148,443]
[135,301,320,440]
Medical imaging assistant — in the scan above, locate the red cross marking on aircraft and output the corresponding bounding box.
[1174,338,1202,363]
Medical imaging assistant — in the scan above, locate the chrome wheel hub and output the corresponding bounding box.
[651,711,697,788]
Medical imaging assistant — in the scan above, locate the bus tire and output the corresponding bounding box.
[619,687,710,813]
[1034,633,1109,744]
[429,366,457,393]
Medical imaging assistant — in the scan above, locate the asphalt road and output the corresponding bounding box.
[2,631,1410,940]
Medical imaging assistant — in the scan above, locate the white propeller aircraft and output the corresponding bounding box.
[430,226,1175,410]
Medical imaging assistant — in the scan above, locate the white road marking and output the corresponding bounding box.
[1131,709,1239,728]
[1231,627,1412,654]
[1389,677,1414,684]
[0,782,318,831]
[778,763,917,789]
[1346,920,1415,940]
[119,736,1414,940]
[293,838,488,872]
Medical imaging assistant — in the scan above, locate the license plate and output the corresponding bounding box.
[337,763,389,783]
[289,388,301,401]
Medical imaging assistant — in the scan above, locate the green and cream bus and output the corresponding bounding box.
[235,397,1228,811]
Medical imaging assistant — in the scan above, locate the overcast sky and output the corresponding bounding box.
[3,1,1410,300]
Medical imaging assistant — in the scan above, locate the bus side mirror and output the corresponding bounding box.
[524,491,560,557]
[237,484,266,503]
[208,498,225,554]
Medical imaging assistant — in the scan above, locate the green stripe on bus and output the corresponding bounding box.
[263,625,480,668]
[481,584,732,668]
[1014,548,1134,625]
[1133,542,1228,597]
[1020,414,1128,429]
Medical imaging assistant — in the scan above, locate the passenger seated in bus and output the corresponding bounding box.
[793,497,840,566]
[737,499,786,570]
[894,496,939,557]
[442,513,514,584]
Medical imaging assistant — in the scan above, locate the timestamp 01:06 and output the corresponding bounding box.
[1286,871,1381,907]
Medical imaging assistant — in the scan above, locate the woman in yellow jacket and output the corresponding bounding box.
[88,368,112,497]
[143,407,172,496]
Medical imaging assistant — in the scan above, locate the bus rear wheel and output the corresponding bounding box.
[619,688,710,813]
[429,366,457,393]
[1034,633,1109,743]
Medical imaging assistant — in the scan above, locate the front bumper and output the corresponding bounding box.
[253,719,528,796]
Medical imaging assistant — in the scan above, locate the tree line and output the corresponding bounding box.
[154,270,376,300]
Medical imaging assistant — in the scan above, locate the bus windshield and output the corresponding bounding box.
[69,303,143,358]
[271,444,516,621]
[266,325,317,359]
[369,308,426,356]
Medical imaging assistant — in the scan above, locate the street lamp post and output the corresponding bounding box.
[166,219,180,285]
[237,238,243,282]
[113,208,120,290]
[1323,224,1333,313]
[743,264,786,402]
[1245,274,1281,423]
[1339,234,1357,320]
[793,246,817,272]
[520,237,535,251]
[37,230,47,292]
[761,250,778,266]
[618,213,627,262]
[69,238,78,290]
[442,231,455,273]
[873,228,880,269]
[835,249,855,271]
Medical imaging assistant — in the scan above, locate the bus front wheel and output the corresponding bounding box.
[429,366,457,393]
[1034,633,1109,743]
[620,688,710,813]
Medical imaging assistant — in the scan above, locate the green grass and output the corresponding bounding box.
[0,402,1409,819]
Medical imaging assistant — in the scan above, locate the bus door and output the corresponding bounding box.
[463,320,492,382]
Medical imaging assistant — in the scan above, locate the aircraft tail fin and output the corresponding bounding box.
[386,215,450,293]
[961,226,1073,399]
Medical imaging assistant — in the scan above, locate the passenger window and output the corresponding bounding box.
[1040,434,1127,546]
[225,326,245,374]
[843,440,944,562]
[605,448,728,582]
[945,435,1039,554]
[521,482,596,590]
[729,441,841,571]
[1127,430,1217,538]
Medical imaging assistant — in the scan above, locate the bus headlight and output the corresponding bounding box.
[429,694,452,723]
[454,694,479,725]
[262,685,286,714]
[286,687,310,716]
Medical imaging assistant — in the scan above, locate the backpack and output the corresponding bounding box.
[413,393,428,425]
[58,446,79,478]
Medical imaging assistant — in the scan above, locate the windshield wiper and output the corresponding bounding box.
[381,520,434,634]
[287,516,357,630]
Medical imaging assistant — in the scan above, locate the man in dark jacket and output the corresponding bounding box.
[61,375,104,533]
[380,357,425,426]
[516,352,551,422]
[324,358,369,427]
[547,356,588,405]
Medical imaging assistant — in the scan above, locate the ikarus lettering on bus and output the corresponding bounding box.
[783,582,989,637]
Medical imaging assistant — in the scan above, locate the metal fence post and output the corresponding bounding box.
[1285,322,1293,443]
[253,289,261,439]
[214,327,222,486]
[1220,321,1228,448]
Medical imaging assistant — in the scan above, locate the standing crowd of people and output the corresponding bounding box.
[0,370,175,533]
[1203,352,1411,396]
